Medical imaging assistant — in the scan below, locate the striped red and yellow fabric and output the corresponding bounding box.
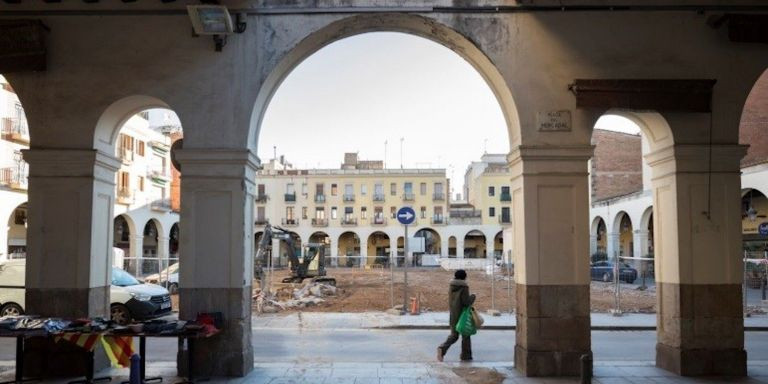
[54,333,102,352]
[102,336,134,368]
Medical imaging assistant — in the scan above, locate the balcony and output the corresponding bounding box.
[341,217,358,226]
[403,193,415,201]
[448,209,482,225]
[255,194,268,204]
[150,198,172,212]
[147,166,170,182]
[499,215,512,225]
[116,187,133,205]
[372,217,387,226]
[500,192,512,202]
[0,167,27,191]
[118,147,134,164]
[255,217,269,225]
[315,194,326,203]
[432,192,445,201]
[284,193,296,203]
[281,218,298,227]
[1,117,29,145]
[373,193,386,202]
[311,218,328,227]
[431,216,446,225]
[343,194,355,202]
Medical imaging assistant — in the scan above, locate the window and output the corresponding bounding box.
[375,183,383,195]
[119,134,134,151]
[390,206,397,218]
[420,183,427,195]
[390,183,397,196]
[374,207,384,220]
[302,207,308,219]
[344,183,353,196]
[286,206,295,219]
[434,206,443,218]
[488,186,495,197]
[501,186,510,195]
[361,184,367,195]
[301,183,308,195]
[489,207,496,217]
[501,207,510,223]
[136,141,145,157]
[286,183,295,195]
[331,184,338,196]
[361,207,368,219]
[118,171,130,190]
[331,207,338,219]
[315,207,325,219]
[256,206,266,221]
[404,182,413,195]
[315,183,324,195]
[420,206,427,219]
[138,176,145,192]
[344,206,353,219]
[435,182,443,193]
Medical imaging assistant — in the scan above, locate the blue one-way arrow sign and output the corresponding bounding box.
[397,206,416,225]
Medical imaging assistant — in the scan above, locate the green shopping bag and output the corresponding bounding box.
[455,306,477,336]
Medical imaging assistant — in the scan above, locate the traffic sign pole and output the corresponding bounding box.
[403,224,409,314]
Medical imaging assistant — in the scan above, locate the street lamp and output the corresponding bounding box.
[187,5,246,51]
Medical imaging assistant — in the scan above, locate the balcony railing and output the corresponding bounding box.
[341,217,358,226]
[147,166,170,181]
[448,209,482,225]
[499,215,512,225]
[254,218,269,225]
[118,147,134,164]
[403,193,415,201]
[284,193,296,202]
[1,117,29,145]
[116,187,133,204]
[431,216,446,225]
[315,194,326,203]
[373,193,386,202]
[372,216,387,226]
[432,192,445,201]
[150,198,172,212]
[255,194,268,203]
[500,192,512,202]
[311,218,328,227]
[281,218,298,227]
[343,194,355,202]
[0,167,28,190]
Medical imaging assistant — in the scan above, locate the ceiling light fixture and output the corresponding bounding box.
[187,5,247,52]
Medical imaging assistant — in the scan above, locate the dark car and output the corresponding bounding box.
[590,261,638,283]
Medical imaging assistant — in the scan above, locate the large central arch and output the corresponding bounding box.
[247,13,521,152]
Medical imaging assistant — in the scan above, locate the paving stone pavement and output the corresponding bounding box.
[2,361,768,383]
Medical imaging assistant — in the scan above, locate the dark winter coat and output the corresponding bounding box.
[448,279,476,327]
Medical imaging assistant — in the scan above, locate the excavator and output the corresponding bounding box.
[255,223,336,286]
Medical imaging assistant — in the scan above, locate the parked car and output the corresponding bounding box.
[590,260,638,283]
[0,260,172,325]
[143,262,179,294]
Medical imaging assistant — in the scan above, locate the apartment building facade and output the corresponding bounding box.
[255,153,512,268]
[0,75,29,259]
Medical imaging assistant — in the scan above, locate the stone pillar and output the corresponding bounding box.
[510,146,592,377]
[647,144,747,376]
[441,237,449,258]
[271,238,281,267]
[130,235,144,276]
[360,242,368,269]
[457,240,464,259]
[23,149,119,318]
[486,236,496,261]
[330,242,339,267]
[632,230,649,270]
[157,235,169,272]
[606,233,620,260]
[589,235,598,257]
[176,149,256,377]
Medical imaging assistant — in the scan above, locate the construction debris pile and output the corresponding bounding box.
[254,280,337,313]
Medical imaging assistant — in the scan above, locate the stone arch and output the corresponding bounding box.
[93,95,172,154]
[448,236,457,257]
[601,110,675,154]
[5,202,28,258]
[463,229,486,259]
[639,206,654,232]
[367,231,391,267]
[248,13,521,152]
[591,216,606,236]
[611,211,632,234]
[142,219,163,260]
[338,231,361,267]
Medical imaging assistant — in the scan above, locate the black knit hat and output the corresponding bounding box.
[454,269,467,280]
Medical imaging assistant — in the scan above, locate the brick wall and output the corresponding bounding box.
[741,70,768,167]
[591,129,643,201]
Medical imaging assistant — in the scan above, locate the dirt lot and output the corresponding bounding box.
[253,268,657,314]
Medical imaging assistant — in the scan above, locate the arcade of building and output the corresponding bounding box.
[2,1,768,379]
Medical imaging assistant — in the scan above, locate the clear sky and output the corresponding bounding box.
[257,32,509,194]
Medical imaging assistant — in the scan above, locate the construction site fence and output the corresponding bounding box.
[260,254,504,269]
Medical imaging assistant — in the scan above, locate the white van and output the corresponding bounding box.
[0,260,172,325]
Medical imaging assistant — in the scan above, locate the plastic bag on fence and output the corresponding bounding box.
[455,307,477,336]
[470,307,484,328]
